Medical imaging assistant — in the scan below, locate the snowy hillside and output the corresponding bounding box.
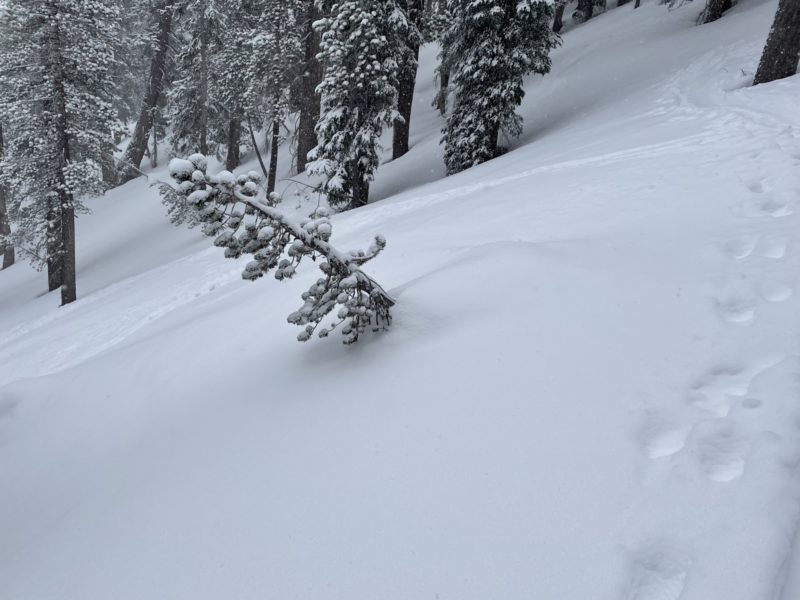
[3,1,800,599]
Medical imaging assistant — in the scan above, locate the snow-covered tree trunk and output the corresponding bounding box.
[753,0,800,86]
[0,123,14,270]
[296,2,323,174]
[121,2,174,181]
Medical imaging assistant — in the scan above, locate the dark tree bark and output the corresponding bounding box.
[351,174,369,209]
[120,3,174,182]
[635,0,641,7]
[197,25,210,156]
[553,1,566,32]
[296,2,323,174]
[435,68,449,115]
[226,118,241,171]
[393,0,424,160]
[48,14,77,306]
[46,204,62,292]
[267,120,280,195]
[578,0,594,21]
[753,0,800,85]
[703,0,732,24]
[150,115,159,168]
[617,0,631,6]
[248,120,271,182]
[48,15,76,304]
[0,124,14,270]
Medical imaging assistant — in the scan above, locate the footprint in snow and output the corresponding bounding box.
[758,280,793,303]
[640,413,691,459]
[757,235,789,259]
[688,420,748,483]
[758,199,793,218]
[744,178,766,194]
[626,544,689,600]
[714,296,755,325]
[720,235,759,260]
[688,356,785,417]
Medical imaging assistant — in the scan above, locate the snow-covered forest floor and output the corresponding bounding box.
[3,1,800,598]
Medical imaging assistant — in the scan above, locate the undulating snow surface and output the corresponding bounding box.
[3,1,800,599]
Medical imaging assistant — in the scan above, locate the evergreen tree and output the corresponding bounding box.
[161,154,394,343]
[120,0,176,181]
[309,0,416,209]
[242,0,304,191]
[441,0,557,176]
[167,0,226,158]
[0,0,119,303]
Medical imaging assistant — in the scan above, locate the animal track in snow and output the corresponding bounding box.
[688,356,784,417]
[714,296,755,324]
[626,544,688,600]
[758,280,793,303]
[689,420,748,482]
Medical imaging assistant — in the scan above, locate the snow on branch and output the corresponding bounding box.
[160,154,394,344]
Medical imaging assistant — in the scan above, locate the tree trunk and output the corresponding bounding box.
[198,25,209,156]
[753,0,800,85]
[267,119,280,195]
[150,114,159,168]
[578,0,594,21]
[0,124,14,270]
[436,69,449,115]
[393,0,423,160]
[553,1,566,32]
[226,118,241,171]
[296,2,323,174]
[351,175,369,209]
[120,3,173,182]
[46,204,62,291]
[48,15,77,305]
[488,123,500,160]
[617,0,631,6]
[703,0,732,24]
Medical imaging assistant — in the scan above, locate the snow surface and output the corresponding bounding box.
[3,1,800,599]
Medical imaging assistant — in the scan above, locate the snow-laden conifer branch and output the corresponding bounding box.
[161,154,393,344]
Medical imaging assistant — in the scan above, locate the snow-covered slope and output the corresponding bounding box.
[3,1,800,599]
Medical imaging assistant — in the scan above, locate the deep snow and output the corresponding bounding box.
[3,1,800,599]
